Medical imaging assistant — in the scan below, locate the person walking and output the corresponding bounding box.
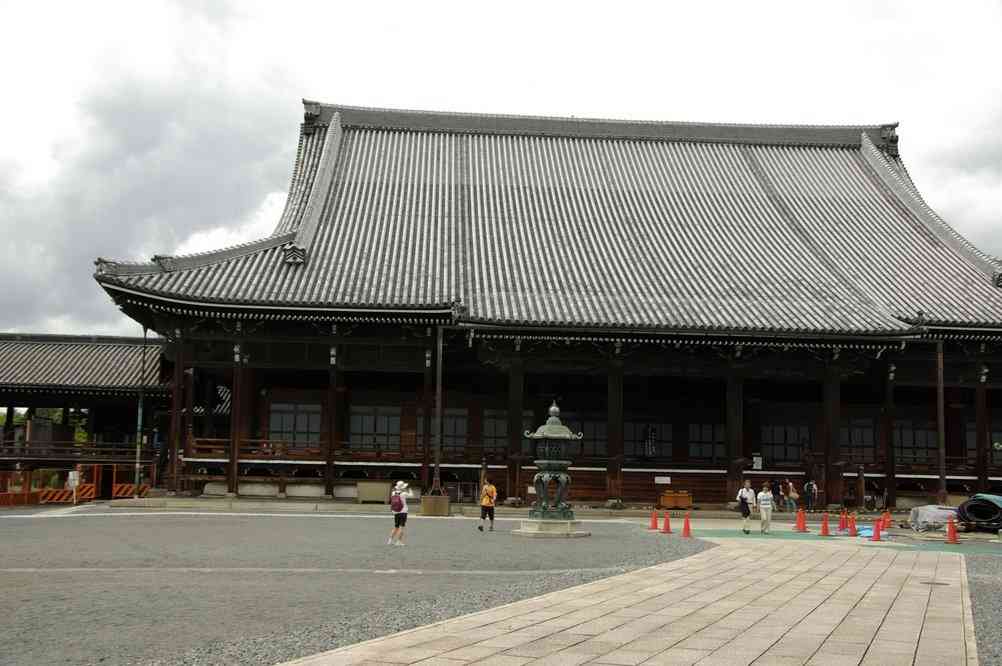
[803,478,817,512]
[387,480,412,546]
[478,477,497,532]
[770,478,783,512]
[736,479,756,535]
[785,478,798,512]
[757,482,774,534]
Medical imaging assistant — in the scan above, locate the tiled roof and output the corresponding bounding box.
[0,335,165,394]
[94,102,1002,336]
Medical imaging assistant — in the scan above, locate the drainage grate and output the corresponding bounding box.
[919,581,950,586]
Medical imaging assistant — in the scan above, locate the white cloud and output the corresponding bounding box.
[174,191,286,256]
[0,0,1000,333]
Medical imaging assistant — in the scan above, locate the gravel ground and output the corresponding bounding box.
[0,509,710,666]
[967,552,1002,666]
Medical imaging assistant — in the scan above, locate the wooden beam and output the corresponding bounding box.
[228,343,242,496]
[324,344,338,497]
[506,355,524,500]
[168,342,183,494]
[725,374,744,499]
[881,361,896,508]
[936,341,947,504]
[823,366,842,507]
[976,381,989,492]
[606,360,624,500]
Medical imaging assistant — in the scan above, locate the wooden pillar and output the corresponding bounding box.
[823,366,842,507]
[936,341,947,504]
[725,374,744,499]
[228,342,243,496]
[183,365,194,461]
[881,362,897,508]
[324,344,339,498]
[506,355,524,500]
[202,378,215,438]
[168,340,184,494]
[2,404,13,446]
[606,359,624,500]
[976,381,989,492]
[421,348,432,489]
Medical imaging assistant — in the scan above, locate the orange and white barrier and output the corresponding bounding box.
[112,484,149,498]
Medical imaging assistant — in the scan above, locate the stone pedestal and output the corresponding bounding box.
[512,519,590,538]
[421,495,451,516]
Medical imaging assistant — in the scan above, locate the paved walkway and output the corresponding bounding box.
[283,538,978,666]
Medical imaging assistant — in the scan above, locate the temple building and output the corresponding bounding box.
[84,101,1002,507]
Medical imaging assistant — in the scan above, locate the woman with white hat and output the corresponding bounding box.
[387,480,412,546]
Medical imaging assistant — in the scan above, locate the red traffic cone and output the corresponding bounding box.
[820,512,831,536]
[871,519,882,542]
[660,511,672,534]
[648,510,659,530]
[946,516,960,544]
[838,510,847,532]
[682,512,692,538]
[794,508,808,533]
[848,513,858,537]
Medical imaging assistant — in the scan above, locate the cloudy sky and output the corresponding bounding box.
[1,0,1000,336]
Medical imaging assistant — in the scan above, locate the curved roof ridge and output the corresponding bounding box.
[860,132,1002,279]
[306,100,898,149]
[95,231,297,277]
[0,333,164,346]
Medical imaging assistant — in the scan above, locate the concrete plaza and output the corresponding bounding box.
[286,538,979,666]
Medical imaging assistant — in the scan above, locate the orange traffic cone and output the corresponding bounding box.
[871,519,882,542]
[660,511,672,534]
[794,508,808,533]
[838,510,847,532]
[946,517,960,544]
[820,512,831,536]
[848,513,858,537]
[682,512,692,538]
[648,510,658,530]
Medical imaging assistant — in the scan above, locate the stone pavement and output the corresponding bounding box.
[282,538,978,666]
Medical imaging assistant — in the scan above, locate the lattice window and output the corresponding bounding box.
[840,417,876,463]
[760,424,809,464]
[349,406,401,452]
[417,408,469,455]
[893,419,937,463]
[625,421,672,458]
[559,413,607,457]
[269,403,321,448]
[964,422,1002,464]
[689,423,725,462]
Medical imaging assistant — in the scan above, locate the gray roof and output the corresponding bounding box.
[0,335,165,394]
[94,102,1002,336]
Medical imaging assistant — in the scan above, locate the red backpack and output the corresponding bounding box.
[390,493,404,512]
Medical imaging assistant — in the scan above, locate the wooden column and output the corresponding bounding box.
[183,364,194,461]
[823,366,842,507]
[976,380,989,492]
[324,344,339,498]
[725,374,744,499]
[506,355,524,500]
[881,362,897,508]
[168,340,184,494]
[227,342,243,496]
[3,404,13,446]
[606,359,624,500]
[202,378,215,437]
[421,348,432,489]
[936,341,947,504]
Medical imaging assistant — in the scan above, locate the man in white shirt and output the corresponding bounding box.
[736,480,756,535]
[756,482,774,534]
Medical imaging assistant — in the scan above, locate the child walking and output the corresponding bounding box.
[756,481,774,534]
[736,479,756,535]
[478,477,497,532]
[387,481,412,546]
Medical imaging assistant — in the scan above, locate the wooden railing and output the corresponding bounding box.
[0,442,154,464]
